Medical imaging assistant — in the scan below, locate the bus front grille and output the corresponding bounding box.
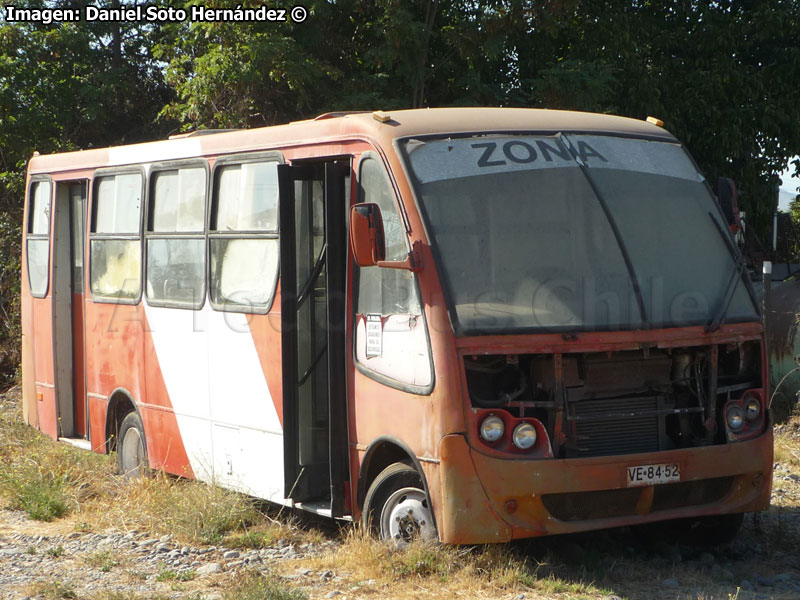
[569,396,662,457]
[651,476,734,512]
[541,477,734,522]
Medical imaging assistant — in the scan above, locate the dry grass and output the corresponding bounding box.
[0,396,115,521]
[87,594,171,600]
[774,417,800,468]
[222,570,307,600]
[83,548,120,572]
[82,473,325,547]
[82,472,262,543]
[26,579,78,599]
[304,527,610,599]
[0,391,318,548]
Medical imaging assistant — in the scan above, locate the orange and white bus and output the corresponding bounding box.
[21,108,772,544]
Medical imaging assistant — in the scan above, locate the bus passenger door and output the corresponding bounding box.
[51,181,88,439]
[278,161,350,515]
[25,178,57,437]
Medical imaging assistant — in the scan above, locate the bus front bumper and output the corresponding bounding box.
[436,429,772,544]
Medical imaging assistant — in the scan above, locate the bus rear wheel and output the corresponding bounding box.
[117,411,149,478]
[362,462,436,546]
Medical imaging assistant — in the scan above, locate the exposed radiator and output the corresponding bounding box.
[568,395,662,457]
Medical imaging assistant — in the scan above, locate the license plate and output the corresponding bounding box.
[626,463,680,486]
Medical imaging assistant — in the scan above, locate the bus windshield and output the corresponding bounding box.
[402,134,758,334]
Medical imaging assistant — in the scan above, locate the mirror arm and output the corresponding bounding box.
[369,225,381,263]
[376,240,423,272]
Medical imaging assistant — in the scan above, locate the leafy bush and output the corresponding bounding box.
[0,207,21,387]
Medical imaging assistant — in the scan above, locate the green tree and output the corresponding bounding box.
[0,0,172,384]
[508,0,800,238]
[157,1,800,246]
[154,0,518,126]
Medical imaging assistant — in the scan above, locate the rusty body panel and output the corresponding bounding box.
[455,322,762,354]
[438,418,771,543]
[461,428,772,541]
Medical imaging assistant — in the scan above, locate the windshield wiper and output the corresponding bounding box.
[705,212,750,332]
[559,134,649,325]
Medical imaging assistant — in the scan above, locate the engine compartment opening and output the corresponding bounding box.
[464,341,762,458]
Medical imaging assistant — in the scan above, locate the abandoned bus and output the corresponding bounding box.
[21,108,771,544]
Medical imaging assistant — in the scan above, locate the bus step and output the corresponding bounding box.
[58,437,91,451]
[293,500,355,521]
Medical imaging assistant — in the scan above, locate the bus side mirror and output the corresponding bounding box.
[350,203,386,266]
[716,177,742,233]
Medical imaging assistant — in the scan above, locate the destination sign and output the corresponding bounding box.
[405,135,703,185]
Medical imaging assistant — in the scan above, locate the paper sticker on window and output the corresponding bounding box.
[366,314,382,357]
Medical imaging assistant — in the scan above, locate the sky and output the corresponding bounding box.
[779,156,800,212]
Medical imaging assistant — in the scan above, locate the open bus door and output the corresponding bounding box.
[278,161,350,516]
[52,181,88,441]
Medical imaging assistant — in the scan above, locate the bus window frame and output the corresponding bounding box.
[87,166,146,306]
[207,150,284,316]
[25,175,54,299]
[144,159,210,311]
[351,151,435,396]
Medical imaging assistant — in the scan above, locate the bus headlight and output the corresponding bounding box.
[745,397,761,421]
[512,423,537,449]
[726,405,745,432]
[480,415,504,443]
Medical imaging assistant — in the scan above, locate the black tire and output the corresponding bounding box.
[635,512,744,546]
[117,411,149,478]
[362,462,436,545]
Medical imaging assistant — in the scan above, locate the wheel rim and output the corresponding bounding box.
[379,486,435,546]
[121,427,145,477]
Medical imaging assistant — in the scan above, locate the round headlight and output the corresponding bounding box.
[480,415,505,443]
[512,422,537,450]
[745,397,761,421]
[726,405,745,431]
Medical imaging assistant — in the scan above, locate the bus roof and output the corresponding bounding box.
[27,107,676,175]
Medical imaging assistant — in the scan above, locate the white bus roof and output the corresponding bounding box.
[28,107,676,175]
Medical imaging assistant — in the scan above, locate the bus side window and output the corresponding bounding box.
[146,166,206,309]
[209,160,280,313]
[27,180,52,298]
[354,157,432,389]
[89,172,143,301]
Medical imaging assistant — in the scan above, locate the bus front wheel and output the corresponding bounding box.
[362,462,436,546]
[117,411,149,478]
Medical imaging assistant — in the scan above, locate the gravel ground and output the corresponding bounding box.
[3,483,800,600]
[0,509,340,599]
